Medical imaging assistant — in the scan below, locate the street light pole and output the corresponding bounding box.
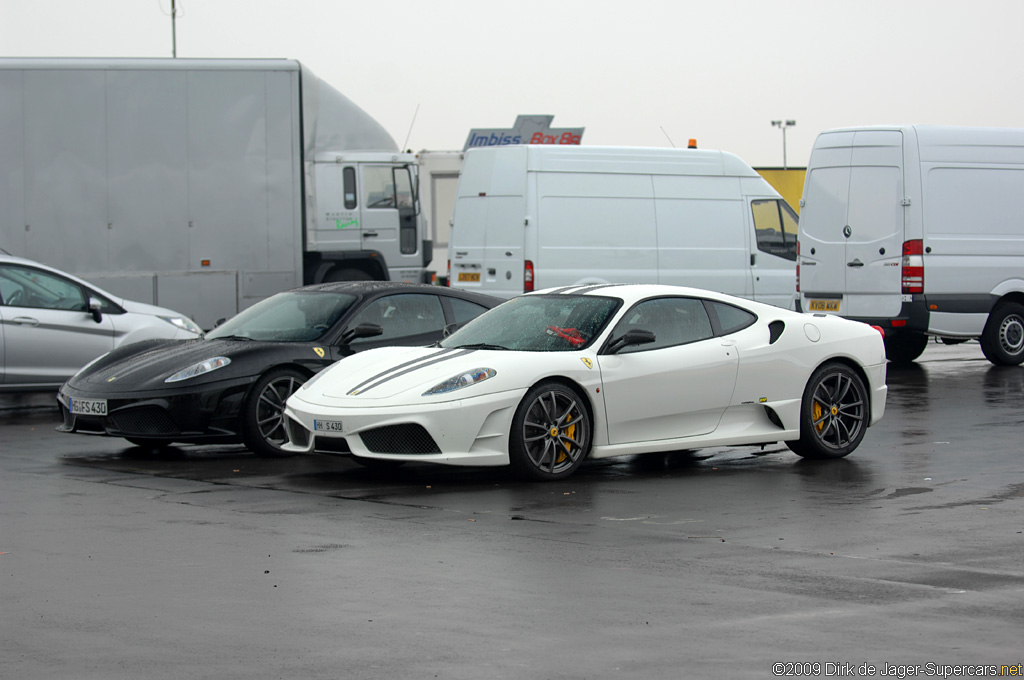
[771,120,796,169]
[171,0,177,58]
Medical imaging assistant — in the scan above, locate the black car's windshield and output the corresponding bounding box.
[442,294,619,352]
[206,291,357,342]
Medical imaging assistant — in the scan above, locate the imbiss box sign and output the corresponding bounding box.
[463,115,584,150]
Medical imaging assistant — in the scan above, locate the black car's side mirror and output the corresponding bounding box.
[341,323,384,345]
[606,329,656,354]
[88,297,103,324]
[442,323,458,338]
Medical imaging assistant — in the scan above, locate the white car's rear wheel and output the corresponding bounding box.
[787,363,868,459]
[510,382,591,481]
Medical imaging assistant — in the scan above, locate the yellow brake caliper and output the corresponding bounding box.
[556,415,574,463]
[813,402,824,433]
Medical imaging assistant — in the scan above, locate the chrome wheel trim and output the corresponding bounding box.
[998,313,1024,355]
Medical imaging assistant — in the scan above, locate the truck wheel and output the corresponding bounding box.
[883,332,928,364]
[325,267,372,283]
[981,302,1024,366]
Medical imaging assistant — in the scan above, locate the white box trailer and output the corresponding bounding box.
[797,125,1024,365]
[0,58,431,329]
[448,145,798,308]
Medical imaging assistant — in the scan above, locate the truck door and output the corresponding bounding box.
[312,164,363,254]
[800,130,904,317]
[360,164,422,280]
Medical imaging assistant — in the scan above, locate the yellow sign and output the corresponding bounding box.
[313,347,325,358]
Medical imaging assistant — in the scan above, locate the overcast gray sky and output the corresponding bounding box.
[2,0,1021,167]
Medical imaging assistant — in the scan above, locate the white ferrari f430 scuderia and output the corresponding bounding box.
[282,284,887,481]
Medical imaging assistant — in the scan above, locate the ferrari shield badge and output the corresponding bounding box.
[313,347,325,358]
[580,357,593,369]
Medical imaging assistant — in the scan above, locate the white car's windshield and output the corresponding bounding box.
[443,294,619,352]
[207,291,357,342]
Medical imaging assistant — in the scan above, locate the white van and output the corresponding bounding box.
[797,125,1024,365]
[447,145,798,308]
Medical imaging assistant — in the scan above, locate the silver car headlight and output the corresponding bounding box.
[165,357,231,383]
[423,368,496,396]
[159,315,204,335]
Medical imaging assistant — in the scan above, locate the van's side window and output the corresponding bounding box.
[751,200,798,261]
[343,167,357,210]
[610,297,713,354]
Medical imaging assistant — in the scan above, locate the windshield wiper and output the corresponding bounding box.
[452,342,509,351]
[210,334,253,341]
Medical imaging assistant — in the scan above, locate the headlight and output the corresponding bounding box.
[423,368,496,396]
[165,357,231,383]
[159,315,204,335]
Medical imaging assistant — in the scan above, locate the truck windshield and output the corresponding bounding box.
[206,291,357,342]
[442,294,620,352]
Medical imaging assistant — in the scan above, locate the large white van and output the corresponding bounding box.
[797,125,1024,365]
[447,145,798,308]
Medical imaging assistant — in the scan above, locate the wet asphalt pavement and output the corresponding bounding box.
[1,341,1022,679]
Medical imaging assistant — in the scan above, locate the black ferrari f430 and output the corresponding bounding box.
[57,282,500,456]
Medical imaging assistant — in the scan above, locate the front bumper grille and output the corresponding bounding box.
[359,424,440,455]
[107,406,179,436]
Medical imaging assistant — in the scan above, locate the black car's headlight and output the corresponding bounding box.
[165,357,231,383]
[423,368,496,396]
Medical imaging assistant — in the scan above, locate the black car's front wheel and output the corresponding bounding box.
[243,368,307,457]
[786,362,869,460]
[509,382,591,481]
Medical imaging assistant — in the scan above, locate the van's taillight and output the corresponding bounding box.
[524,260,534,292]
[446,260,451,287]
[795,241,801,293]
[902,239,924,294]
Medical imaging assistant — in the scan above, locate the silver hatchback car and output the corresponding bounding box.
[0,253,203,391]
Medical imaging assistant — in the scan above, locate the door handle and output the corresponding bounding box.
[12,316,40,326]
[847,259,864,268]
[363,231,378,238]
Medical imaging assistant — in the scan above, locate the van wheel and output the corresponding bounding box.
[883,331,928,364]
[786,362,868,460]
[981,303,1024,366]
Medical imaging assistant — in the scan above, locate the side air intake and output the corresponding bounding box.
[768,320,785,344]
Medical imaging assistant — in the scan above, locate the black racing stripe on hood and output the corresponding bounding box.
[347,348,476,395]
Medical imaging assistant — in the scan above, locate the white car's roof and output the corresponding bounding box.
[527,283,792,317]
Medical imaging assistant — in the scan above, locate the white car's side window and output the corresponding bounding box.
[611,297,714,353]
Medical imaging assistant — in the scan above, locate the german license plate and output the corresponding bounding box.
[69,397,107,416]
[808,299,841,312]
[314,419,344,432]
[457,272,481,282]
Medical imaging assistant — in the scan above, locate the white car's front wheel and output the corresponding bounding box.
[509,382,591,481]
[787,363,868,460]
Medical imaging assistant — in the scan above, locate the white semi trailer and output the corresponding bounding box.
[0,58,431,329]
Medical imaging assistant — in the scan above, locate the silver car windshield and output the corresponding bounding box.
[206,291,357,342]
[443,294,619,352]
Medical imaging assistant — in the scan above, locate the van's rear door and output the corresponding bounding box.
[800,130,904,318]
[449,147,527,298]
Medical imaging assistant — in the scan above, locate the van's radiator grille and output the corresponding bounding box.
[359,424,440,455]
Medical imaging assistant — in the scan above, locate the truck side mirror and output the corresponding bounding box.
[606,328,656,354]
[341,323,384,345]
[88,297,103,324]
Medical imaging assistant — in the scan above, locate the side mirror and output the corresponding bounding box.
[442,323,458,338]
[606,328,656,354]
[341,322,384,345]
[88,297,103,324]
[214,318,227,328]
